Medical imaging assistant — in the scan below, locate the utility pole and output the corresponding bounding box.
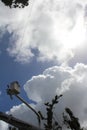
[6,81,41,129]
[15,94,41,125]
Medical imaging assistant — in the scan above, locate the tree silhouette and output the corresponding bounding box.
[63,108,83,130]
[38,95,84,130]
[1,0,29,8]
[38,95,63,130]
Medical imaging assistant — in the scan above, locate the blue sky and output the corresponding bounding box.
[1,0,87,129]
[0,31,57,111]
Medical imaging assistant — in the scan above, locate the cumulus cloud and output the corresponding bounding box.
[0,121,8,130]
[0,0,87,64]
[24,63,87,116]
[1,0,87,129]
[7,103,37,125]
[6,63,87,129]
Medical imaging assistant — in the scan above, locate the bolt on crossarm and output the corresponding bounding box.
[6,81,41,127]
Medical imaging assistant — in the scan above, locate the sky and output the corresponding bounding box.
[1,0,87,129]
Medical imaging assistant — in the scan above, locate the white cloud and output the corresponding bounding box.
[24,63,87,108]
[4,63,87,129]
[0,0,87,64]
[1,0,87,129]
[0,121,8,130]
[7,103,38,126]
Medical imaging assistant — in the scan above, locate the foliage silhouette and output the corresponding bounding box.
[38,95,63,130]
[63,108,83,130]
[1,0,29,8]
[38,95,84,130]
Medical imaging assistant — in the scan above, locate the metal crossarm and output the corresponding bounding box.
[0,112,43,130]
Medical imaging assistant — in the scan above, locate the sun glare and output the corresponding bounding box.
[53,13,86,50]
[63,17,86,49]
